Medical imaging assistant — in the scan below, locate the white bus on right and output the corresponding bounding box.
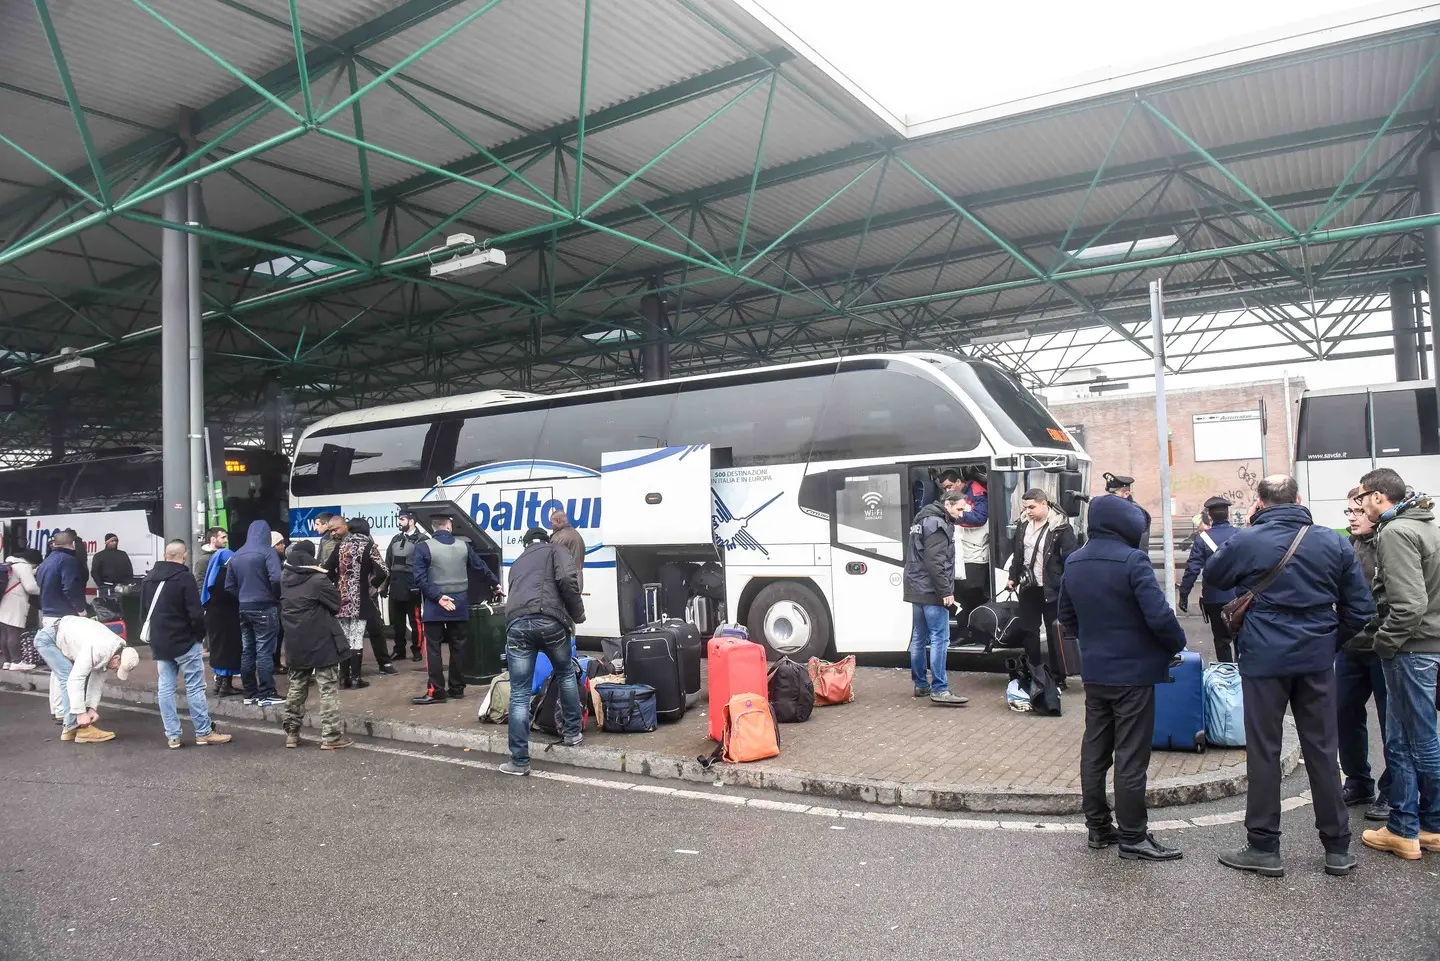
[1294,381,1440,531]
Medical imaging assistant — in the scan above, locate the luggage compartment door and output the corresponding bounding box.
[826,468,911,652]
[600,445,713,547]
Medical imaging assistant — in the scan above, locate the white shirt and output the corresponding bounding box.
[1023,520,1046,586]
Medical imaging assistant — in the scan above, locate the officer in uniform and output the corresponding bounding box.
[384,511,429,663]
[1178,496,1240,662]
[1104,473,1152,551]
[410,514,500,705]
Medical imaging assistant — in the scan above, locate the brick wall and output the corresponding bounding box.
[1050,377,1305,519]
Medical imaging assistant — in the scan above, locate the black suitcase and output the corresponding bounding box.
[657,562,698,619]
[960,597,1023,653]
[1049,619,1082,678]
[624,619,702,720]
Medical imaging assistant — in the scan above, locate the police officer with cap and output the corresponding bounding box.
[384,510,429,662]
[1104,473,1152,552]
[1178,496,1240,662]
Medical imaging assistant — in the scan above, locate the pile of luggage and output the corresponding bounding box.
[478,616,859,767]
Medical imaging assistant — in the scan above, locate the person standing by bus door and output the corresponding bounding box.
[90,534,133,600]
[410,515,500,705]
[1007,489,1080,685]
[384,512,428,663]
[904,490,970,707]
[1178,497,1239,663]
[945,467,990,630]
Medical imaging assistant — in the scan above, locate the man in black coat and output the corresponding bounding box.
[1060,496,1186,862]
[279,540,352,750]
[90,533,134,599]
[141,540,232,749]
[1006,488,1080,683]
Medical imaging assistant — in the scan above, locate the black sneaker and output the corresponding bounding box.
[1088,827,1120,850]
[1364,798,1392,822]
[1325,850,1358,877]
[1118,834,1182,862]
[913,687,931,698]
[1342,785,1378,807]
[1218,845,1284,877]
[378,664,399,676]
[410,651,423,662]
[498,761,530,777]
[411,694,447,705]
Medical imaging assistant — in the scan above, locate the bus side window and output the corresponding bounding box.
[1372,388,1440,458]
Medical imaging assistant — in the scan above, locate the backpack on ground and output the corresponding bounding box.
[478,671,512,724]
[595,682,659,733]
[700,692,780,766]
[1202,662,1245,747]
[531,658,592,735]
[767,657,814,723]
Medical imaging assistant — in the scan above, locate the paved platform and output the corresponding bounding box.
[0,616,1294,814]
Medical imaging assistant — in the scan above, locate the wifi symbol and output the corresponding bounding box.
[862,492,884,510]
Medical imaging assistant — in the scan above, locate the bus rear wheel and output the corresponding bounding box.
[747,581,831,662]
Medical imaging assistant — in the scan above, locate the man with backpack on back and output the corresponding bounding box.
[499,528,586,776]
[1179,496,1239,663]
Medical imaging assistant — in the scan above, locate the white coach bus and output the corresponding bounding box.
[288,353,1089,660]
[1295,381,1440,530]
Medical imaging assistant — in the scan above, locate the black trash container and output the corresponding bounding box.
[465,601,506,684]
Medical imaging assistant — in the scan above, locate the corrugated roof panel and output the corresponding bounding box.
[976,177,1172,246]
[198,158,360,236]
[362,0,748,134]
[0,90,157,191]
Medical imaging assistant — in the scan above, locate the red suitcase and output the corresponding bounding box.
[707,635,768,742]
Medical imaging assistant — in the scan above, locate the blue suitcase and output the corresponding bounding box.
[1153,650,1207,752]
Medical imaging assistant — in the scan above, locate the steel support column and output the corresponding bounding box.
[639,278,670,382]
[1150,279,1176,609]
[187,183,206,545]
[1391,278,1420,382]
[1420,146,1440,432]
[161,188,190,544]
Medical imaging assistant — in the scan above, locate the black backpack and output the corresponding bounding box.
[0,562,10,598]
[531,658,604,735]
[689,562,724,601]
[766,656,815,723]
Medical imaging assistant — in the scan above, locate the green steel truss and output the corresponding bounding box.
[0,0,1437,461]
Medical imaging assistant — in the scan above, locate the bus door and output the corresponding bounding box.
[825,467,910,652]
[599,445,715,546]
[398,499,503,600]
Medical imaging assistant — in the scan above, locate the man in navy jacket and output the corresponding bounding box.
[225,520,284,705]
[1060,494,1186,862]
[1179,495,1240,662]
[35,530,88,658]
[1206,474,1374,879]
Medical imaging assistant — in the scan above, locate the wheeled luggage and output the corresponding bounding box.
[707,635,768,742]
[623,621,698,722]
[1153,650,1207,752]
[958,597,1023,653]
[685,595,715,637]
[1049,618,1082,678]
[658,561,698,619]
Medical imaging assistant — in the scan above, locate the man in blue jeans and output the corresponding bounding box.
[34,530,88,659]
[225,519,284,706]
[499,528,586,776]
[141,540,232,749]
[904,490,968,706]
[1355,468,1440,861]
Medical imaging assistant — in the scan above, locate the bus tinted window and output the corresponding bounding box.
[1298,394,1369,460]
[292,424,428,496]
[1372,388,1440,458]
[942,361,1071,450]
[453,407,549,475]
[669,373,829,467]
[812,364,980,461]
[534,389,679,470]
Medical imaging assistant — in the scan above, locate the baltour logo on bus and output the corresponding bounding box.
[467,490,601,533]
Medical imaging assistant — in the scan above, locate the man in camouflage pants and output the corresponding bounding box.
[278,541,353,750]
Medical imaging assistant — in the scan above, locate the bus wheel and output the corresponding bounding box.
[747,581,830,662]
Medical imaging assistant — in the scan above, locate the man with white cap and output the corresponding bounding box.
[40,615,140,743]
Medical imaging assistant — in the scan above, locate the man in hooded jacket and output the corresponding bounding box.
[1060,495,1186,862]
[280,540,352,750]
[225,520,284,706]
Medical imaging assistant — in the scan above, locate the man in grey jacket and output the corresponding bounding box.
[499,528,585,776]
[1356,468,1440,862]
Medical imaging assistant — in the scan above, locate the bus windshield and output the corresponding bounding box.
[941,361,1073,450]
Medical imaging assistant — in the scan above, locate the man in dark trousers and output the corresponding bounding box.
[90,533,134,599]
[410,514,500,705]
[384,511,428,662]
[1206,474,1374,878]
[1060,494,1187,862]
[1178,496,1239,662]
[499,527,586,776]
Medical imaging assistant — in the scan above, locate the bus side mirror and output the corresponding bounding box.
[1058,470,1085,517]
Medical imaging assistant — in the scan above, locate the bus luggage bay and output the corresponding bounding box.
[288,353,1089,660]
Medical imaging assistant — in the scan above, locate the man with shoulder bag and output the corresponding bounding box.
[1006,489,1079,685]
[1205,475,1374,878]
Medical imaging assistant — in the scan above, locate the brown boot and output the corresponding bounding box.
[285,731,304,749]
[1418,830,1440,853]
[195,731,233,746]
[320,736,354,750]
[1362,826,1422,860]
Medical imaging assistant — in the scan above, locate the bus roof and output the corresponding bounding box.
[1301,380,1432,399]
[297,352,978,439]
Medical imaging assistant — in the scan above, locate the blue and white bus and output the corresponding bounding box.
[288,353,1089,660]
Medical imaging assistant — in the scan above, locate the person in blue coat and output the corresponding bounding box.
[1059,494,1187,863]
[1179,496,1240,662]
[1205,474,1375,879]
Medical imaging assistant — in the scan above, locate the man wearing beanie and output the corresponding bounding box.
[279,540,352,749]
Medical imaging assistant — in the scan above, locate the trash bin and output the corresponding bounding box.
[465,601,506,684]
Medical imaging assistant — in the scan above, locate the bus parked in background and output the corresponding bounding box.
[1294,381,1440,529]
[288,353,1089,661]
[0,446,289,582]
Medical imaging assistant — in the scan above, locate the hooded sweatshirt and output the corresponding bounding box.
[1371,496,1440,660]
[224,520,283,610]
[1058,495,1186,686]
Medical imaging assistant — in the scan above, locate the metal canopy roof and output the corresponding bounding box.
[2,0,1439,461]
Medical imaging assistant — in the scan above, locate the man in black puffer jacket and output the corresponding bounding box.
[498,528,586,777]
[904,490,968,707]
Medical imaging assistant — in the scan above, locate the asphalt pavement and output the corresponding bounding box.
[2,690,1438,961]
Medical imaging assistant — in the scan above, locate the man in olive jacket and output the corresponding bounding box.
[1356,468,1440,861]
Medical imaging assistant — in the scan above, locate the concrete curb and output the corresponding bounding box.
[1,673,1297,814]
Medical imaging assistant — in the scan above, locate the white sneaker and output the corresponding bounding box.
[1,662,11,670]
[12,662,36,671]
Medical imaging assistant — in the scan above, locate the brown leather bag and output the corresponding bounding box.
[806,655,857,705]
[1221,526,1310,634]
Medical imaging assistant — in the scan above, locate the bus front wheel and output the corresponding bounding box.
[747,581,831,662]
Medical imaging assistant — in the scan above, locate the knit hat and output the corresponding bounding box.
[271,530,286,548]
